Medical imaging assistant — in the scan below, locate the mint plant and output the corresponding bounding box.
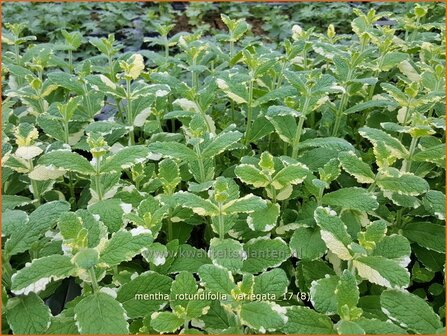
[2,2,445,335]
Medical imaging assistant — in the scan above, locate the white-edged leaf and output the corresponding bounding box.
[74,292,129,334]
[11,255,76,295]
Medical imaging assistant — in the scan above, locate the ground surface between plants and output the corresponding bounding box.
[1,2,446,335]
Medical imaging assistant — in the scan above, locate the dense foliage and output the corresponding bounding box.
[2,2,446,335]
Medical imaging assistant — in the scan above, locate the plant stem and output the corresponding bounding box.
[244,78,254,144]
[28,160,41,206]
[229,40,234,58]
[194,143,206,183]
[94,157,103,201]
[401,136,418,173]
[218,203,225,239]
[275,60,288,90]
[164,36,169,59]
[83,84,94,118]
[332,89,349,136]
[108,55,114,81]
[2,255,13,289]
[14,44,20,64]
[167,221,173,241]
[126,79,135,145]
[270,185,277,203]
[291,116,305,159]
[68,49,73,74]
[88,268,99,292]
[332,68,353,136]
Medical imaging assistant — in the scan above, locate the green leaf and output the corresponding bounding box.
[5,201,70,257]
[272,163,309,189]
[310,275,339,315]
[240,301,287,331]
[174,191,219,216]
[234,164,269,188]
[335,320,365,334]
[298,137,355,152]
[322,187,379,211]
[100,145,149,173]
[38,150,96,175]
[377,170,429,196]
[223,194,267,214]
[314,207,352,261]
[99,228,153,266]
[267,105,301,118]
[381,52,408,70]
[253,269,289,298]
[353,256,410,289]
[423,190,445,220]
[338,151,375,184]
[2,209,28,237]
[88,198,126,233]
[198,264,235,296]
[290,227,327,261]
[373,235,411,266]
[47,307,79,334]
[381,289,442,334]
[73,248,99,269]
[47,71,84,94]
[11,255,76,295]
[336,270,359,314]
[402,222,445,253]
[170,272,197,309]
[117,271,172,318]
[74,292,129,334]
[150,312,184,333]
[359,127,408,159]
[2,195,32,211]
[412,144,445,165]
[354,318,407,334]
[209,238,245,271]
[202,130,242,157]
[281,306,334,334]
[344,100,395,114]
[169,244,211,273]
[242,237,290,273]
[267,115,296,144]
[6,293,51,334]
[247,202,280,231]
[149,141,197,162]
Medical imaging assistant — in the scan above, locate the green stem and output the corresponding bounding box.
[332,90,349,136]
[167,221,173,241]
[332,68,353,136]
[244,78,254,144]
[218,203,225,239]
[14,44,20,64]
[108,55,114,81]
[2,254,13,289]
[83,84,94,118]
[194,143,206,183]
[398,101,413,142]
[28,160,41,206]
[164,36,169,59]
[229,40,234,58]
[401,136,418,173]
[94,157,103,201]
[88,268,99,292]
[126,79,135,145]
[275,60,288,90]
[68,49,73,74]
[270,185,277,203]
[291,116,305,159]
[192,58,198,92]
